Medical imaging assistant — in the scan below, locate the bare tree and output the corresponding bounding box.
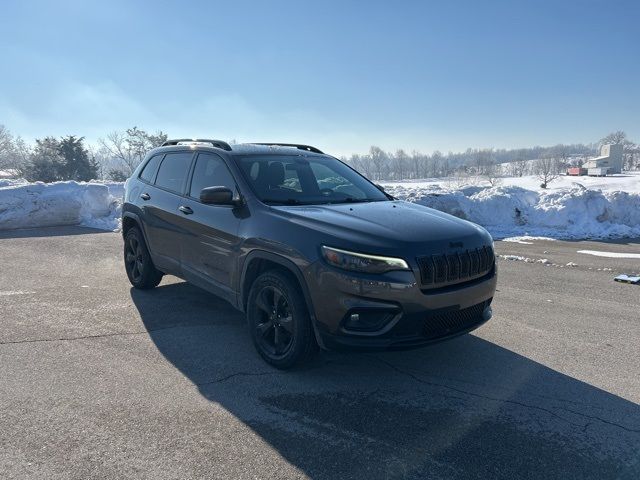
[509,155,529,177]
[430,151,442,178]
[483,160,502,187]
[392,149,409,180]
[600,131,627,145]
[410,150,423,179]
[0,126,31,174]
[0,125,11,158]
[535,155,560,188]
[98,127,167,177]
[624,144,640,171]
[474,148,494,176]
[369,146,387,181]
[349,153,373,178]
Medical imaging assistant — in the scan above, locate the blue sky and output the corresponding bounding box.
[1,0,638,156]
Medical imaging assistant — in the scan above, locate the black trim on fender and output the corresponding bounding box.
[239,250,325,349]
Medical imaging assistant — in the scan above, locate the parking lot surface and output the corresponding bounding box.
[1,227,639,479]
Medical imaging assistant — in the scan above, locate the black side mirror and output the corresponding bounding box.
[200,186,239,206]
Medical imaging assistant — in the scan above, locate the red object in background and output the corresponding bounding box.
[567,167,587,176]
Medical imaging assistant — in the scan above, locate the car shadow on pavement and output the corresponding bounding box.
[131,282,640,480]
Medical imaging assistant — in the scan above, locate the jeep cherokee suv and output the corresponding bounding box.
[122,139,497,368]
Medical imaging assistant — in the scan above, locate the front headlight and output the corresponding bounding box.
[321,246,409,274]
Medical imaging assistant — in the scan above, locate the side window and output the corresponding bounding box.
[154,152,194,193]
[189,153,236,199]
[139,154,163,183]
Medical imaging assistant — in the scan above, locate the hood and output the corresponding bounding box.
[271,200,492,254]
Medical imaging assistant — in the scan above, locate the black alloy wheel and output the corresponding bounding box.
[123,227,163,289]
[125,234,145,283]
[255,285,295,357]
[247,271,318,368]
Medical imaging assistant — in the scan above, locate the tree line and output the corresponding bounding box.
[0,126,167,182]
[0,124,638,185]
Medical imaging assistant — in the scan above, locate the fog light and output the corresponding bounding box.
[343,309,397,332]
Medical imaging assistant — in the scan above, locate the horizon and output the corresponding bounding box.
[1,0,639,157]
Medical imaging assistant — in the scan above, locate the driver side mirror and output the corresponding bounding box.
[375,184,386,192]
[200,186,240,206]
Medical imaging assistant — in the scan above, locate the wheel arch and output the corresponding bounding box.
[121,212,140,236]
[240,250,325,348]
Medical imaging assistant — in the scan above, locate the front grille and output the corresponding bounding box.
[417,246,494,287]
[423,302,486,339]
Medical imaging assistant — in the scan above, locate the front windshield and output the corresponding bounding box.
[237,155,389,205]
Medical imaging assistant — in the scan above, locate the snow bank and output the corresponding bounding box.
[384,183,640,240]
[1,175,639,240]
[0,181,122,231]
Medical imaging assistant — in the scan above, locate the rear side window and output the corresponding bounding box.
[154,152,193,193]
[189,153,236,199]
[139,154,163,183]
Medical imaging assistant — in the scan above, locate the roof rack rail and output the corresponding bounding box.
[161,139,232,151]
[250,143,324,154]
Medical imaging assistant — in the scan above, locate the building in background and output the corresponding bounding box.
[566,144,623,176]
[583,144,623,175]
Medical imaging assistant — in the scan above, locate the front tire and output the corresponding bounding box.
[247,271,318,369]
[124,227,163,290]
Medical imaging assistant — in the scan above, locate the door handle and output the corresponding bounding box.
[178,205,193,215]
[140,193,150,201]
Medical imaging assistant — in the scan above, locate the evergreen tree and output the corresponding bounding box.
[23,137,65,182]
[57,135,98,181]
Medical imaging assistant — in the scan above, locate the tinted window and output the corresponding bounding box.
[155,152,193,193]
[189,153,236,199]
[238,155,388,205]
[139,154,163,183]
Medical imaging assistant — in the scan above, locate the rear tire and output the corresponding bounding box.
[247,271,318,369]
[124,227,163,290]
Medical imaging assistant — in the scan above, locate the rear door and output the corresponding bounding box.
[176,152,241,298]
[142,151,195,273]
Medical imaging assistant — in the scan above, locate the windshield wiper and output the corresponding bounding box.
[263,198,303,205]
[327,197,379,204]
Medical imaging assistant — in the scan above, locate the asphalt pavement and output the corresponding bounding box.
[1,226,639,479]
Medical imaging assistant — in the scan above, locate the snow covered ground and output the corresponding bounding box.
[382,172,640,240]
[0,179,122,231]
[0,172,639,240]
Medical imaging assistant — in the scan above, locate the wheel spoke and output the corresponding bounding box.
[256,290,271,314]
[131,262,139,279]
[126,253,136,263]
[256,320,273,337]
[272,289,282,311]
[273,326,283,354]
[279,315,294,333]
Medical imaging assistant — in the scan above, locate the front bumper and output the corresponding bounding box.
[303,261,497,351]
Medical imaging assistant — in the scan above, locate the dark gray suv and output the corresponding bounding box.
[122,139,497,368]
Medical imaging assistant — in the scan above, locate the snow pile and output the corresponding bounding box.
[498,255,550,264]
[384,183,640,240]
[0,181,122,231]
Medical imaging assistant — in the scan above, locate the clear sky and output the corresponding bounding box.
[1,0,638,156]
